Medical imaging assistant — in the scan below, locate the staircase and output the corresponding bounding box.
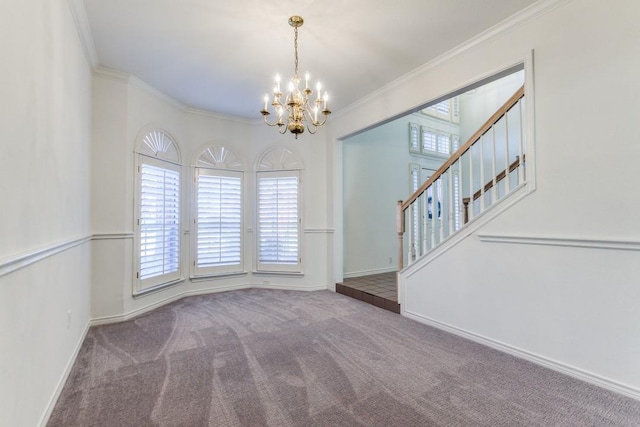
[396,85,526,269]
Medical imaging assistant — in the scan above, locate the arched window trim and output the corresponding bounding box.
[133,128,183,296]
[134,128,182,165]
[255,146,304,274]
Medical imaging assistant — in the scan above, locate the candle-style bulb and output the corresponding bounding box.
[263,94,269,110]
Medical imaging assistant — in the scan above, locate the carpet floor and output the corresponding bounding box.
[49,289,640,426]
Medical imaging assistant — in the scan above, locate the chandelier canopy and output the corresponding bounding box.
[260,16,330,139]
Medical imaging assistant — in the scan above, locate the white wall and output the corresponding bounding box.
[0,1,93,425]
[330,0,640,397]
[90,72,333,322]
[459,70,524,143]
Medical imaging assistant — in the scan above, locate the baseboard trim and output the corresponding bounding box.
[343,267,397,279]
[477,234,640,251]
[91,283,329,326]
[39,320,91,427]
[402,309,640,401]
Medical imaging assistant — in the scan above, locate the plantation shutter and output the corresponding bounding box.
[409,123,420,152]
[139,161,181,284]
[195,170,242,274]
[257,171,300,271]
[422,128,437,152]
[437,133,451,154]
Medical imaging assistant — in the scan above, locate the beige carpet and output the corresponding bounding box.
[49,289,640,426]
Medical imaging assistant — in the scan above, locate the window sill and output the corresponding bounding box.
[252,271,304,277]
[133,277,185,299]
[190,271,248,282]
[410,151,450,160]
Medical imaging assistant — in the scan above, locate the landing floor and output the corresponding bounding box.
[336,271,400,314]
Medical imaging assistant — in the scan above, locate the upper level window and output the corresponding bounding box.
[134,130,183,295]
[255,147,303,273]
[191,146,244,277]
[410,122,459,157]
[422,97,459,123]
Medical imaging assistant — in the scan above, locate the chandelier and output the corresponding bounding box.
[260,16,330,139]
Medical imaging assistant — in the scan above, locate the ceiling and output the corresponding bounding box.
[83,0,537,120]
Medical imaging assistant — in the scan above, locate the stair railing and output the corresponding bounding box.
[396,85,525,270]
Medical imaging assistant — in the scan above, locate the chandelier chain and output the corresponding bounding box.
[294,26,299,77]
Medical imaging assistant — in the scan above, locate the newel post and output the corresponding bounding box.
[396,200,405,271]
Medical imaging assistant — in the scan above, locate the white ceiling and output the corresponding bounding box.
[83,0,537,119]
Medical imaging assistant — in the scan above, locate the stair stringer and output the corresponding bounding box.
[398,180,531,305]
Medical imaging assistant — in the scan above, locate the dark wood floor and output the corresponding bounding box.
[336,271,400,314]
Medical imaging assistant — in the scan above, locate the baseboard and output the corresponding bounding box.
[343,266,397,279]
[38,320,91,427]
[402,309,640,401]
[91,283,329,326]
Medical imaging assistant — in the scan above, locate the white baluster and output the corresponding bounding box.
[468,149,474,221]
[518,99,525,184]
[405,201,416,265]
[448,168,454,236]
[479,135,485,213]
[491,125,497,204]
[504,107,511,194]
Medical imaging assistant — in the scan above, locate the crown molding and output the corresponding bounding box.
[333,0,570,123]
[127,74,188,112]
[66,0,98,69]
[93,66,130,82]
[94,66,253,123]
[185,107,255,125]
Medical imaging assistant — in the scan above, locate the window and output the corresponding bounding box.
[410,123,459,157]
[409,123,420,153]
[422,96,460,123]
[421,127,458,156]
[191,146,244,277]
[134,130,182,294]
[255,147,303,273]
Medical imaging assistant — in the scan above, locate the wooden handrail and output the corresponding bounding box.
[401,84,524,212]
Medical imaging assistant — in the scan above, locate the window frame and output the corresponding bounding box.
[191,167,244,278]
[255,169,303,273]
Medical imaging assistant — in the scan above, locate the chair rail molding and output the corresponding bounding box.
[477,234,640,251]
[0,235,92,278]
